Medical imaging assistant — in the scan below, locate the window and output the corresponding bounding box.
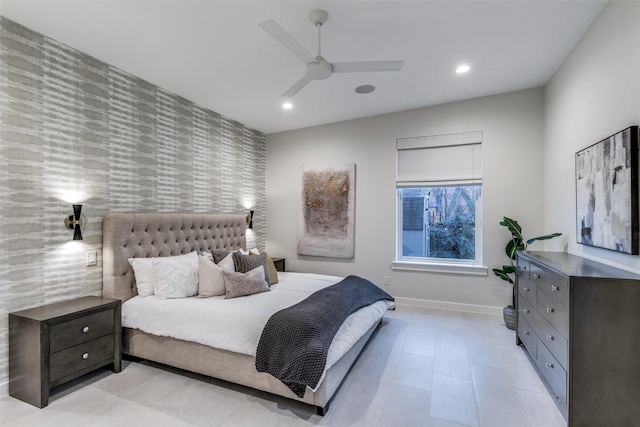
[394,131,485,274]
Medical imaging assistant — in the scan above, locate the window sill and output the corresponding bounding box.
[391,260,488,276]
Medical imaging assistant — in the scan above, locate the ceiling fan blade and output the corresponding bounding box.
[332,61,404,73]
[282,73,314,97]
[259,20,315,64]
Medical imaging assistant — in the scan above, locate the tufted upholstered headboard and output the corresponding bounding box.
[102,213,247,303]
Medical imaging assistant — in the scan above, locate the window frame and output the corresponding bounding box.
[394,132,487,275]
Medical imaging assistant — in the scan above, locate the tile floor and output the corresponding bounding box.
[0,304,566,426]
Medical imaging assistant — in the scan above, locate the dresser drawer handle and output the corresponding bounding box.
[519,265,527,270]
[82,353,89,360]
[546,307,554,313]
[551,285,560,292]
[546,363,554,369]
[533,273,541,279]
[524,331,530,335]
[546,334,554,341]
[523,286,529,292]
[82,326,89,333]
[523,309,530,314]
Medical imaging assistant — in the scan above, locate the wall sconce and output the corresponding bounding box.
[246,210,254,230]
[64,204,84,240]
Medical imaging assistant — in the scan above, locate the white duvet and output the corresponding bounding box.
[122,272,394,388]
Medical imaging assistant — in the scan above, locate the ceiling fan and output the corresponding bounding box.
[259,9,404,97]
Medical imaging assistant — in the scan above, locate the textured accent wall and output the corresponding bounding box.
[0,17,265,387]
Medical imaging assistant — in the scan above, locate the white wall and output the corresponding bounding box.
[544,1,640,271]
[266,88,546,311]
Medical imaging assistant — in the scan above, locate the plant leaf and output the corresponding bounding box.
[492,268,514,284]
[506,238,524,259]
[502,217,523,240]
[502,265,516,274]
[526,233,562,245]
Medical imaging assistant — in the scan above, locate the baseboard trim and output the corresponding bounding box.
[394,297,503,316]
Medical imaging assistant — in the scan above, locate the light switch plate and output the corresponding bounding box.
[86,250,97,267]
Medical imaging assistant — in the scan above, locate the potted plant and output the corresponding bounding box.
[493,217,562,330]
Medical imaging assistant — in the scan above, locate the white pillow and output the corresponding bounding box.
[239,247,261,255]
[152,252,199,299]
[198,255,226,298]
[217,253,236,272]
[246,265,266,280]
[128,258,154,297]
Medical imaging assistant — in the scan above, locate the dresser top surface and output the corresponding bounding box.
[10,296,119,322]
[519,251,640,281]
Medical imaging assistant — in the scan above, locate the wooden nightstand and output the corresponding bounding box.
[9,296,122,408]
[272,257,285,272]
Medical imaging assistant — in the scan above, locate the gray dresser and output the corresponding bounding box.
[516,251,640,426]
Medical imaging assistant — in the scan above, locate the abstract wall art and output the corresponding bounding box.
[298,164,355,258]
[575,126,639,254]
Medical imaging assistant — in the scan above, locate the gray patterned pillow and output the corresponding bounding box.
[223,270,270,299]
[232,252,271,285]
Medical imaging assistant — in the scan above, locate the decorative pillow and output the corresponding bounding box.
[261,252,279,285]
[200,252,214,262]
[151,252,199,299]
[239,247,260,255]
[128,257,155,297]
[198,255,225,297]
[217,253,236,272]
[211,250,232,264]
[232,252,271,285]
[223,269,270,299]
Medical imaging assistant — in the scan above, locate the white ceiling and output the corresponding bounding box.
[1,1,606,135]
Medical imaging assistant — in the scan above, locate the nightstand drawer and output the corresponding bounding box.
[50,309,114,353]
[50,334,114,383]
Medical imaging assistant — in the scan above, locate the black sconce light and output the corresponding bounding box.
[64,204,84,240]
[246,210,254,230]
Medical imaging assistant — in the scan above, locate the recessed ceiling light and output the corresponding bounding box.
[456,65,470,74]
[355,85,375,94]
[282,102,293,109]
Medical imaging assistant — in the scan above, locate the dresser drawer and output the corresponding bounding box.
[516,260,531,284]
[518,281,537,306]
[50,334,114,383]
[536,316,568,369]
[536,338,567,405]
[50,309,114,353]
[517,317,537,357]
[518,295,540,332]
[538,289,569,339]
[545,273,569,308]
[529,264,547,288]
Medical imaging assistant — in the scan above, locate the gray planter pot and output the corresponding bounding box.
[503,305,516,330]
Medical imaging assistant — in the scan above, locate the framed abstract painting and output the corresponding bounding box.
[575,126,639,254]
[298,164,355,258]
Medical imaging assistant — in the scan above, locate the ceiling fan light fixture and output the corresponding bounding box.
[456,65,471,74]
[355,85,375,94]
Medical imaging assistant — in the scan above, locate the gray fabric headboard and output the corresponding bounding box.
[102,213,247,303]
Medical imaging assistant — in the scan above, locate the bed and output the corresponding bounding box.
[102,212,393,415]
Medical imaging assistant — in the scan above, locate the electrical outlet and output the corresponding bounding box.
[384,276,390,286]
[86,250,97,267]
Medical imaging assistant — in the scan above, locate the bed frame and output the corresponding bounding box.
[102,212,379,415]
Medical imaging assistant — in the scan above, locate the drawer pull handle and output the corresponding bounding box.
[524,331,530,335]
[546,307,554,313]
[523,287,529,292]
[520,266,527,270]
[546,334,554,341]
[546,363,554,369]
[82,353,89,360]
[551,285,560,292]
[523,309,530,314]
[82,326,89,333]
[533,273,541,279]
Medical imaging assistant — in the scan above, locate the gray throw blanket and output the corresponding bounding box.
[255,275,394,397]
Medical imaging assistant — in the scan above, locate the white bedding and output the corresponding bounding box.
[122,272,394,388]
